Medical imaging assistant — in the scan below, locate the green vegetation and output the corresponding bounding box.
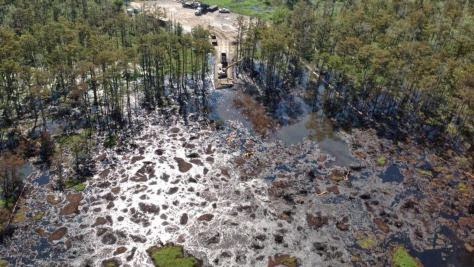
[377,156,387,167]
[32,212,45,221]
[392,246,422,267]
[0,0,214,197]
[12,206,27,224]
[102,259,120,267]
[237,0,473,151]
[458,183,468,194]
[202,0,275,19]
[73,183,87,192]
[356,235,377,249]
[0,197,14,209]
[104,134,118,148]
[417,169,433,177]
[147,245,199,267]
[57,132,91,149]
[65,179,86,192]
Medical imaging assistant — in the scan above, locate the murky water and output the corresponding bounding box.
[20,162,49,186]
[386,226,474,267]
[2,77,471,267]
[209,89,253,129]
[274,112,334,144]
[33,174,50,186]
[211,88,357,167]
[207,86,472,266]
[381,164,404,183]
[19,162,34,180]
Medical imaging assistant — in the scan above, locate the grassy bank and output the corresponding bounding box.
[201,0,276,19]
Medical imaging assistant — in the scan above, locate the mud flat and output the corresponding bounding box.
[1,97,473,266]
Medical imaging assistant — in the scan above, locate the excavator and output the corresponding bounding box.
[217,59,242,79]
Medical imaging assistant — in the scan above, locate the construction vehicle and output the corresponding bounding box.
[195,7,203,16]
[219,8,230,13]
[210,34,217,46]
[217,64,227,78]
[217,59,242,79]
[183,1,200,9]
[221,52,228,68]
[208,5,218,12]
[182,1,194,8]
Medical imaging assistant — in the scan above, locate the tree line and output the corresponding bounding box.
[237,0,473,154]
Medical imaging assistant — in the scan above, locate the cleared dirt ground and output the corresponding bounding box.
[131,0,244,86]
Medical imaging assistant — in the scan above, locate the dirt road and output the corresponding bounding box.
[131,0,244,87]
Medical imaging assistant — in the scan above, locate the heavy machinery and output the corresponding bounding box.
[182,1,196,8]
[219,8,230,13]
[195,7,203,16]
[208,5,218,12]
[217,58,242,79]
[221,52,228,68]
[210,34,218,46]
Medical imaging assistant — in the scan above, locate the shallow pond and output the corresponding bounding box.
[19,162,34,180]
[33,173,50,186]
[209,89,253,129]
[381,164,404,183]
[210,89,357,167]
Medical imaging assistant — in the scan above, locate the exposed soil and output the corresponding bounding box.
[132,0,240,85]
[2,103,472,266]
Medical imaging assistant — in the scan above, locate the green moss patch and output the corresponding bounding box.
[356,234,377,250]
[12,206,27,224]
[377,156,387,167]
[73,183,86,192]
[102,258,120,267]
[147,245,200,267]
[458,183,468,194]
[0,197,15,209]
[392,246,422,267]
[32,212,45,221]
[65,179,86,192]
[416,169,432,177]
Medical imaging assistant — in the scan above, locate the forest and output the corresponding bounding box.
[236,0,473,151]
[0,0,213,233]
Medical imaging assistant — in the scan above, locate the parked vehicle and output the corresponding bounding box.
[219,8,230,13]
[195,7,203,16]
[209,34,217,45]
[217,64,227,78]
[208,5,218,12]
[183,1,199,9]
[221,52,228,68]
[182,1,194,8]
